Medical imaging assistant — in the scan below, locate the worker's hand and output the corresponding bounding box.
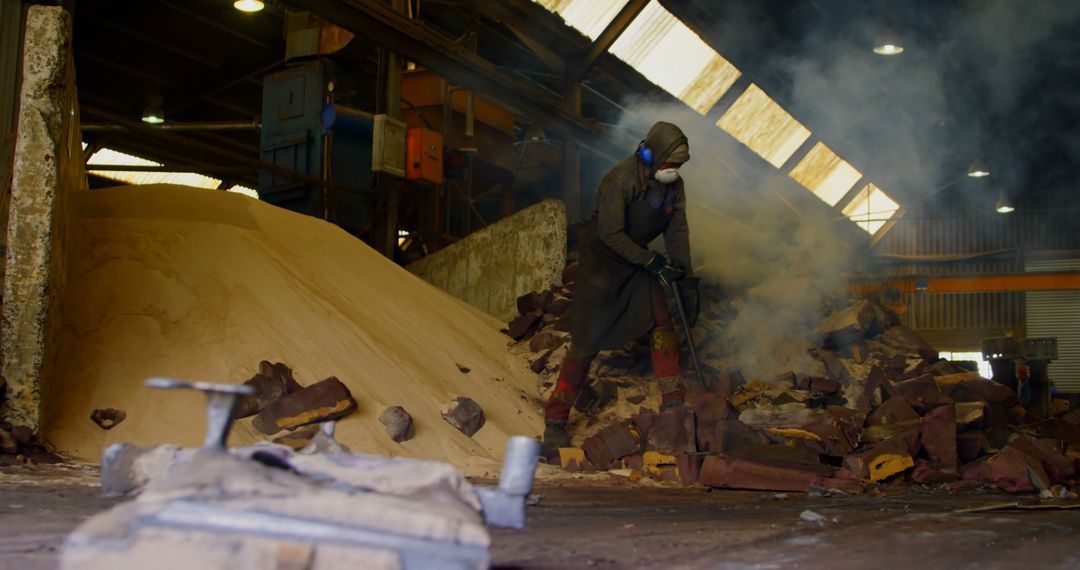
[677,276,701,328]
[644,253,684,286]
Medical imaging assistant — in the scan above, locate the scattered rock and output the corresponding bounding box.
[380,406,415,443]
[0,428,16,454]
[91,408,127,430]
[441,397,486,437]
[800,509,827,524]
[455,363,471,374]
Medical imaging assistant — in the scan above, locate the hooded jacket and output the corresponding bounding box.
[569,122,692,354]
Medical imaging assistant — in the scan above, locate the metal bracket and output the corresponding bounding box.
[145,378,254,450]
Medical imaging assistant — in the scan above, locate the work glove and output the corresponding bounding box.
[675,276,701,329]
[643,253,684,286]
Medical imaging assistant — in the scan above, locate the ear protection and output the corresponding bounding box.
[636,141,653,167]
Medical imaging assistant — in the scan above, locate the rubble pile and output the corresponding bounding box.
[506,269,1080,495]
[0,418,62,466]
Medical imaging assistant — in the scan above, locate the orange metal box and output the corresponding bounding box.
[406,127,443,184]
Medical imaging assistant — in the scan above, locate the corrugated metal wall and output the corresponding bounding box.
[871,210,1080,350]
[1025,259,1080,392]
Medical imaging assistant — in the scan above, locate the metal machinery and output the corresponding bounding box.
[257,12,516,259]
[982,336,1059,416]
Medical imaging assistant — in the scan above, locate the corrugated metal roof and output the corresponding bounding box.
[841,183,899,234]
[715,84,811,168]
[609,1,740,114]
[534,0,629,40]
[788,142,862,206]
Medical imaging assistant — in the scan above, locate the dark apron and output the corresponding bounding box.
[570,185,674,355]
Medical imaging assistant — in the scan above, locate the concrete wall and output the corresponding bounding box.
[408,199,566,322]
[1,6,84,431]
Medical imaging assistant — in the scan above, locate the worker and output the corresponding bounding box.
[542,121,699,458]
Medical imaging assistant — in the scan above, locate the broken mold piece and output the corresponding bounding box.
[253,377,357,435]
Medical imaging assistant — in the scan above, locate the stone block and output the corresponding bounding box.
[507,310,543,340]
[600,421,640,460]
[920,404,958,470]
[957,433,990,463]
[803,406,863,456]
[894,374,952,411]
[911,458,959,485]
[958,378,1020,409]
[990,445,1050,493]
[379,406,415,443]
[529,331,566,352]
[960,457,992,483]
[867,397,921,428]
[1009,436,1076,484]
[699,456,825,492]
[691,392,733,452]
[676,454,701,484]
[253,377,357,435]
[440,396,485,437]
[643,408,696,454]
[581,432,614,470]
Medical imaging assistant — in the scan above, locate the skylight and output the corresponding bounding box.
[87,147,223,190]
[789,142,863,206]
[716,84,811,168]
[841,183,899,234]
[534,0,629,40]
[609,1,740,114]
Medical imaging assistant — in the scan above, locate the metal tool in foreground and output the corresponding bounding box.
[145,378,254,450]
[670,282,707,389]
[475,436,541,529]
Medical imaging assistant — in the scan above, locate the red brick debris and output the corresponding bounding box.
[506,270,1080,496]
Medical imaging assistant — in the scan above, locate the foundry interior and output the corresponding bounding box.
[2,0,1080,568]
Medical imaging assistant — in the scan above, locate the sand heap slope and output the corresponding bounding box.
[43,184,542,469]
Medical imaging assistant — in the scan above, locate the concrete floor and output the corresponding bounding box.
[2,464,1079,569]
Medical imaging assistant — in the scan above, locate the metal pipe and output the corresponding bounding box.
[464,90,474,139]
[81,120,261,132]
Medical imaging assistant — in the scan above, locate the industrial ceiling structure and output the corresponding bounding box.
[72,0,1080,246]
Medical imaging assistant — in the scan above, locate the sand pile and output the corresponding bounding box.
[42,184,543,472]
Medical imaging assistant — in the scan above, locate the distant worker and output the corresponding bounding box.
[542,121,699,459]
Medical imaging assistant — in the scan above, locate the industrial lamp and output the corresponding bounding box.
[873,26,904,55]
[995,191,1015,214]
[967,157,990,178]
[234,0,265,12]
[141,95,164,124]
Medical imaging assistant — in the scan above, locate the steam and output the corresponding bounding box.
[592,2,1080,379]
[611,104,850,380]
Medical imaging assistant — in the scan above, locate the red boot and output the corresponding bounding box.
[542,357,589,459]
[651,327,686,408]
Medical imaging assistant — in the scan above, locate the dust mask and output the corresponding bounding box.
[655,168,680,184]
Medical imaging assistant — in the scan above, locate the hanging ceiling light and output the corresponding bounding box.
[141,95,164,124]
[873,25,905,55]
[234,0,265,12]
[967,157,990,178]
[995,191,1015,214]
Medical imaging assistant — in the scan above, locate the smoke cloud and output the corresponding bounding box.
[611,104,850,380]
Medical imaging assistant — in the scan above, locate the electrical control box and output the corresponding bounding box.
[406,127,443,184]
[372,114,408,177]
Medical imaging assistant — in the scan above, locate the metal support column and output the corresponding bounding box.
[561,79,582,222]
[372,0,406,259]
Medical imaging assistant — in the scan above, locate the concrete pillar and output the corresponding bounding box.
[1,6,85,431]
